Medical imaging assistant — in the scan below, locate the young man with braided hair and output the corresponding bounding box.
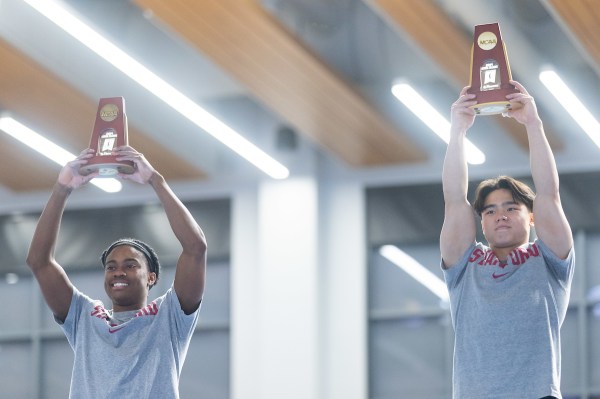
[27,146,207,399]
[440,81,574,399]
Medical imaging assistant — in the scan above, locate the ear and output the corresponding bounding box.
[147,272,157,287]
[529,212,534,226]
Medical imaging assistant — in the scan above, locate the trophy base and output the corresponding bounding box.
[470,99,524,116]
[79,156,135,177]
[467,85,520,116]
[470,100,511,115]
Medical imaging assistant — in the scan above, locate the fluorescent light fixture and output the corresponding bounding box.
[22,0,289,180]
[539,70,600,149]
[379,244,449,302]
[0,116,122,193]
[391,83,485,165]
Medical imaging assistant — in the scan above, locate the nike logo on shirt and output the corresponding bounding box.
[492,271,509,279]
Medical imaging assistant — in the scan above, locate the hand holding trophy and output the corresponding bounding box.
[79,97,135,176]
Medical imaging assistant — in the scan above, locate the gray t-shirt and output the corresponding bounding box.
[58,286,200,399]
[442,239,574,399]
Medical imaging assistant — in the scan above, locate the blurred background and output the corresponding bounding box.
[1,0,600,398]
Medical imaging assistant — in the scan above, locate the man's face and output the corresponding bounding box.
[480,188,533,251]
[103,245,156,312]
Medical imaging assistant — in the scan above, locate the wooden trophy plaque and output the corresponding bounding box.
[467,23,520,115]
[80,97,134,176]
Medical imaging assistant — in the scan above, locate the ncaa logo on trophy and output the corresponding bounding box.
[467,23,520,115]
[80,97,135,176]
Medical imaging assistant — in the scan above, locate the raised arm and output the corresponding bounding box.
[440,87,478,268]
[505,81,573,259]
[116,147,207,315]
[26,149,98,322]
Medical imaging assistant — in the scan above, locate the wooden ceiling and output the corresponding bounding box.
[0,0,599,198]
[133,0,426,166]
[0,39,204,193]
[368,0,564,151]
[544,0,600,71]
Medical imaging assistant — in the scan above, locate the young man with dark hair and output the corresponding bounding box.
[440,81,574,399]
[472,175,535,216]
[27,146,207,398]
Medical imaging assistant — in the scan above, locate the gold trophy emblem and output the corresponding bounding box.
[467,23,520,115]
[80,97,134,176]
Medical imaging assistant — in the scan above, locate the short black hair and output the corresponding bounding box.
[473,175,535,217]
[101,238,161,289]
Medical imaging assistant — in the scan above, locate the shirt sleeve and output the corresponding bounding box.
[56,287,87,349]
[536,238,575,288]
[166,286,201,342]
[441,242,477,290]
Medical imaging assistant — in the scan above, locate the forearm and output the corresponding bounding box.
[527,120,573,256]
[149,172,207,254]
[443,128,469,203]
[441,89,478,267]
[527,120,560,196]
[26,183,71,270]
[440,125,478,265]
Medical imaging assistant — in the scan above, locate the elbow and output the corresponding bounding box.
[193,239,208,259]
[190,228,208,257]
[179,224,208,258]
[26,251,46,272]
[198,235,208,257]
[26,244,53,272]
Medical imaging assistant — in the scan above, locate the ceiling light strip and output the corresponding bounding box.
[379,244,449,302]
[539,70,600,149]
[0,116,122,193]
[22,0,289,179]
[392,83,485,165]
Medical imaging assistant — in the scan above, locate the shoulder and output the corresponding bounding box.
[146,287,179,314]
[532,239,575,285]
[447,242,487,267]
[68,287,101,312]
[533,239,573,260]
[442,242,481,281]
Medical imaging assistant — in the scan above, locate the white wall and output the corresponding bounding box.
[230,170,368,399]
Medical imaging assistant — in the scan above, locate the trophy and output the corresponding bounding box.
[467,23,520,115]
[79,97,135,176]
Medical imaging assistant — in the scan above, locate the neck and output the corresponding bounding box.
[112,301,146,313]
[492,240,530,262]
[491,245,520,263]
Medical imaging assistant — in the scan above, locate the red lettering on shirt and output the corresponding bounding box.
[469,248,485,263]
[469,243,541,274]
[91,304,109,320]
[136,301,159,317]
[89,300,160,334]
[509,251,521,265]
[528,244,540,257]
[483,251,499,266]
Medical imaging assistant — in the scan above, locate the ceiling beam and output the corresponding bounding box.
[134,0,426,166]
[366,0,563,152]
[0,39,204,192]
[542,0,600,76]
